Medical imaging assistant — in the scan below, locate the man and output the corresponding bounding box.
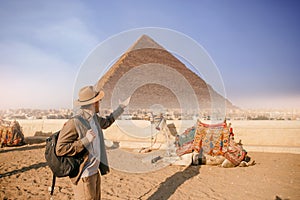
[56,85,130,200]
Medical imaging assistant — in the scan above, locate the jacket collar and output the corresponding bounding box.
[79,109,95,121]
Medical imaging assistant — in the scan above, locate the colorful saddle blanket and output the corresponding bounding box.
[224,140,247,166]
[0,120,25,147]
[176,120,230,156]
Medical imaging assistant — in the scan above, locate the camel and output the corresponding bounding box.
[0,120,25,147]
[148,116,255,168]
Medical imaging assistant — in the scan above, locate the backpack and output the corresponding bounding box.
[45,116,89,195]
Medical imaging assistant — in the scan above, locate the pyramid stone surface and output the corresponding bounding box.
[96,35,234,113]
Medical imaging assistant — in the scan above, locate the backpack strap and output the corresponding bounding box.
[73,115,91,139]
[75,115,90,129]
[50,174,56,196]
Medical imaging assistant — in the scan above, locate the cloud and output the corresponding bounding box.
[0,1,102,109]
[0,41,76,109]
[32,17,100,63]
[0,1,100,64]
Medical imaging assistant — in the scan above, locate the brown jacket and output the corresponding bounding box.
[56,106,124,185]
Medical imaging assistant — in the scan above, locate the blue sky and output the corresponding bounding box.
[0,0,299,109]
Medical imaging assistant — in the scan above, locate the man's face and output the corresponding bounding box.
[94,101,100,113]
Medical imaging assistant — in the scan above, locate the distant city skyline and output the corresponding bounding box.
[0,1,299,109]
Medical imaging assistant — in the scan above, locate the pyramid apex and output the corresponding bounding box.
[128,34,165,51]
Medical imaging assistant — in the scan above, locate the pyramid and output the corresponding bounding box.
[96,35,235,114]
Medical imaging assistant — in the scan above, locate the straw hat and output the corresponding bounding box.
[74,86,105,106]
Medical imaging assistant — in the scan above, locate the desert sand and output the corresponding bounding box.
[0,143,299,200]
[0,120,300,199]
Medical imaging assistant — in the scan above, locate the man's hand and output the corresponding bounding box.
[119,96,131,109]
[86,129,96,142]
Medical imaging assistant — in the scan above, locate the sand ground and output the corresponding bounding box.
[0,143,299,200]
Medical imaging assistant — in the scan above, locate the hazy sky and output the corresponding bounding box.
[0,0,299,109]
